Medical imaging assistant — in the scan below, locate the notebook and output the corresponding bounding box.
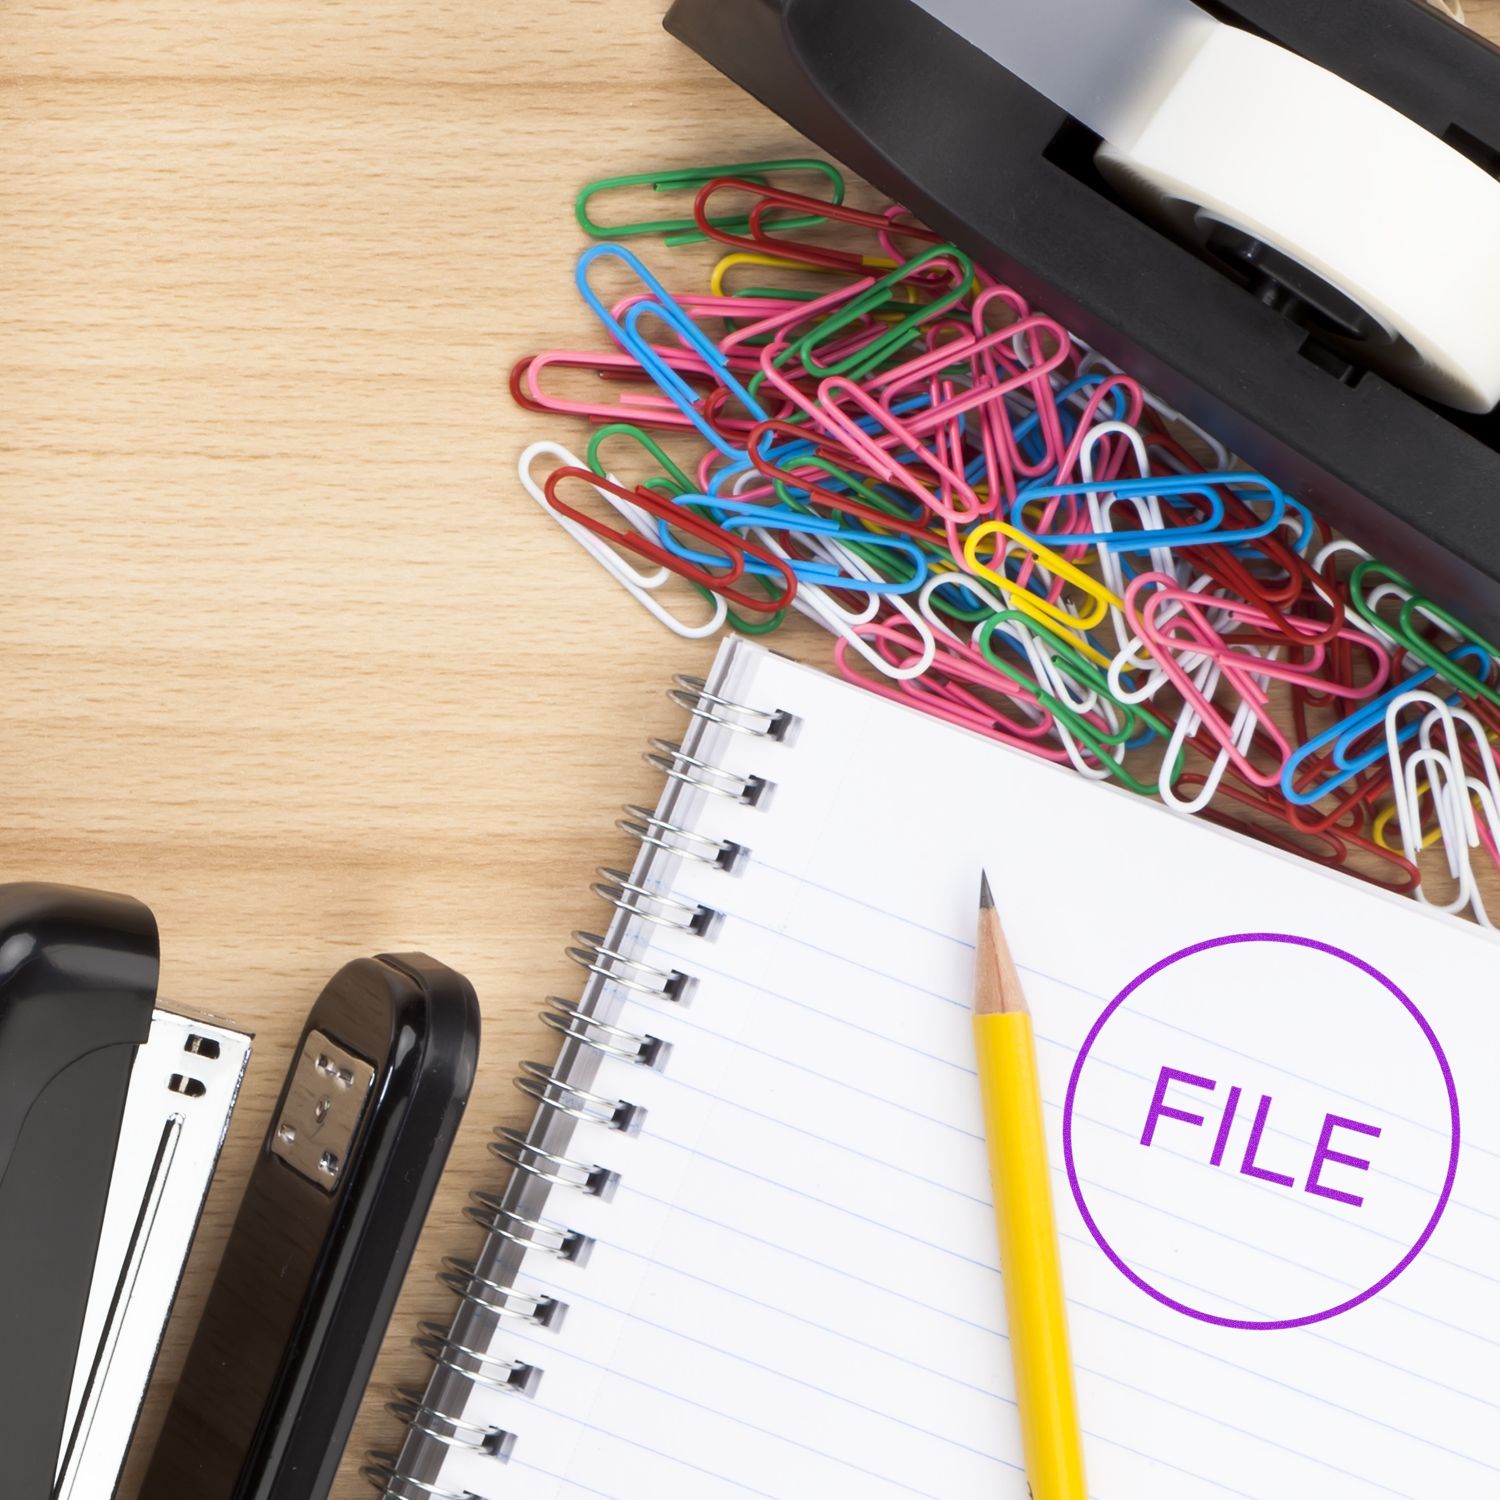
[382,636,1500,1500]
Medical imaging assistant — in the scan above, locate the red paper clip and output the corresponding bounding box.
[692,178,943,272]
[543,467,797,615]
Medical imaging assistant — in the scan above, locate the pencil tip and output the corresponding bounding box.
[974,871,1025,1016]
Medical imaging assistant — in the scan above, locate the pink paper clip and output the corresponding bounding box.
[517,348,714,430]
[1143,584,1392,700]
[606,292,802,376]
[1128,576,1379,788]
[835,619,1074,758]
[812,375,983,524]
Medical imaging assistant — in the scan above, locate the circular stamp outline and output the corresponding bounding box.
[1062,933,1461,1331]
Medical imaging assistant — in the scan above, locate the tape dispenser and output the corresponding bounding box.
[665,0,1500,636]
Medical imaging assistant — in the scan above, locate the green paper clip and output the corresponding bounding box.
[1351,559,1500,709]
[576,160,845,247]
[977,611,1178,797]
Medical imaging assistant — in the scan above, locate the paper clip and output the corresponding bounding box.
[1065,424,1182,659]
[975,612,1174,796]
[509,158,1500,908]
[513,349,721,431]
[1078,348,1232,470]
[1159,649,1264,815]
[784,247,976,380]
[576,160,844,246]
[576,244,769,458]
[1125,577,1293,788]
[649,493,927,596]
[691,178,942,272]
[836,617,1064,748]
[619,299,768,458]
[743,422,927,533]
[1351,561,1500,703]
[1380,692,1500,922]
[1277,648,1485,805]
[781,543,939,682]
[812,377,985,525]
[519,442,727,639]
[1013,472,1300,555]
[964,523,1122,664]
[1374,698,1500,857]
[542,465,795,615]
[867,317,1074,445]
[584,423,698,498]
[1141,586,1389,699]
[987,371,1135,511]
[710,252,900,305]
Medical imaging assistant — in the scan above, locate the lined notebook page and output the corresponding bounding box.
[437,638,1500,1499]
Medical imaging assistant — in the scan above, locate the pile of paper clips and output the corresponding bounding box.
[514,159,1500,922]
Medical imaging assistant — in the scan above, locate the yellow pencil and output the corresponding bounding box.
[974,871,1088,1500]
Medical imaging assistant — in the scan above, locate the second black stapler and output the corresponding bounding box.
[140,952,480,1500]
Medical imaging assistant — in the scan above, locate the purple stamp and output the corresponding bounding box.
[1062,934,1460,1331]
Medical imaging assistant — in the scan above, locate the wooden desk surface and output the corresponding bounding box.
[5,3,1499,1495]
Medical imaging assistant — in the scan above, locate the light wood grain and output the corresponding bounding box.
[4,3,1500,1496]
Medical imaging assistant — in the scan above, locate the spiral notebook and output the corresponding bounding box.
[381,637,1500,1500]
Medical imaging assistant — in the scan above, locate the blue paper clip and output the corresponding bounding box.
[576,243,768,459]
[654,498,929,595]
[1279,644,1491,805]
[1011,472,1299,554]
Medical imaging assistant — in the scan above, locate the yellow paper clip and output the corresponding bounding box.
[963,521,1123,668]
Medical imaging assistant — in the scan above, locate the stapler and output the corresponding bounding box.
[0,883,155,1497]
[0,882,249,1499]
[665,0,1500,638]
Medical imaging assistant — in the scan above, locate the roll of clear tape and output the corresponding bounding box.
[912,0,1220,148]
[1095,25,1500,413]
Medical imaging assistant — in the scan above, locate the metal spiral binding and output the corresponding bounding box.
[617,803,743,868]
[666,675,793,740]
[361,1455,473,1500]
[590,866,719,934]
[464,1195,595,1265]
[644,737,768,803]
[387,1387,517,1462]
[540,995,671,1070]
[372,675,786,1497]
[489,1126,620,1198]
[513,1059,646,1134]
[413,1319,542,1397]
[438,1256,565,1328]
[566,931,694,1002]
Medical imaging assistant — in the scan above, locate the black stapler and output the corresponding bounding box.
[0,883,158,1497]
[0,882,250,1499]
[665,0,1500,638]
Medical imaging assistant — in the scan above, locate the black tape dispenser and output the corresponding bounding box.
[665,0,1500,637]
